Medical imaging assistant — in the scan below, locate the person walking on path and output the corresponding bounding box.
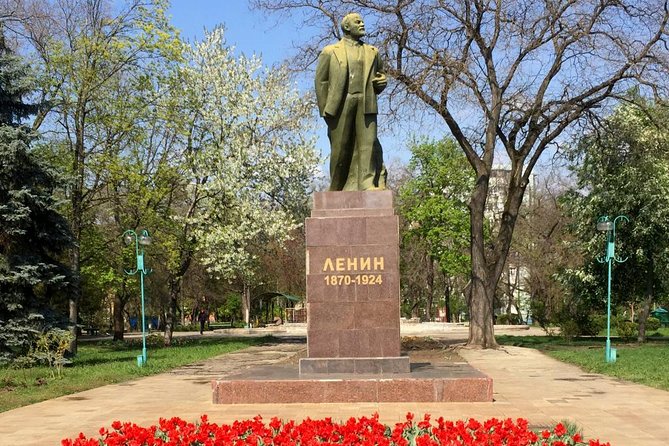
[198,309,207,334]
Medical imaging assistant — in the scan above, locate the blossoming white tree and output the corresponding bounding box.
[181,28,319,327]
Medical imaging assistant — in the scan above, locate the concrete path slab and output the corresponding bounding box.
[460,346,669,446]
[0,327,667,445]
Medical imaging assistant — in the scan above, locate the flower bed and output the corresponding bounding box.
[61,413,610,446]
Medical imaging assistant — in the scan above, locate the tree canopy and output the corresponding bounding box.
[0,29,72,362]
[1,0,319,349]
[398,139,473,320]
[400,139,472,275]
[566,97,669,341]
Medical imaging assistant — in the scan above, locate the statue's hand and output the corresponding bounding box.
[372,73,387,93]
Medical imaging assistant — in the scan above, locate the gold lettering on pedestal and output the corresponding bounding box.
[321,256,386,286]
[322,256,385,272]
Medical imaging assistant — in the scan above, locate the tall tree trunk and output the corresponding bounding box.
[163,242,193,345]
[112,289,126,341]
[164,276,181,346]
[467,162,527,347]
[513,265,524,323]
[637,296,652,343]
[637,261,655,343]
[242,283,251,327]
[68,294,78,352]
[505,266,513,316]
[504,263,522,321]
[426,254,434,320]
[411,301,420,319]
[68,190,81,353]
[444,281,451,322]
[467,177,497,348]
[68,110,86,354]
[629,302,636,324]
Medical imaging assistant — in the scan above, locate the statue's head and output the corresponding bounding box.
[341,13,366,39]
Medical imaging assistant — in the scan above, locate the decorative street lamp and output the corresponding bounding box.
[123,229,152,367]
[596,215,628,363]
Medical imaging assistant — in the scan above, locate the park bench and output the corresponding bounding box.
[82,326,99,336]
[208,321,233,330]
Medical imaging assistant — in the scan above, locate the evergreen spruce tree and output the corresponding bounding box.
[0,27,72,363]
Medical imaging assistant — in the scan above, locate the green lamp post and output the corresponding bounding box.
[123,229,152,367]
[596,215,628,363]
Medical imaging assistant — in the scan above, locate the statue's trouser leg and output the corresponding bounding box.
[327,94,359,191]
[341,94,377,191]
[352,107,378,191]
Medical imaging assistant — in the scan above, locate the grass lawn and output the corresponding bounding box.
[0,335,267,413]
[497,334,669,391]
[597,326,669,338]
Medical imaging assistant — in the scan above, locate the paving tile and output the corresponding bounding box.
[1,329,669,446]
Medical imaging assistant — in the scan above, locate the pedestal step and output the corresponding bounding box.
[212,362,493,404]
[299,356,410,374]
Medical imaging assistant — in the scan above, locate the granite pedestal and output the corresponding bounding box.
[301,191,409,375]
[212,191,493,403]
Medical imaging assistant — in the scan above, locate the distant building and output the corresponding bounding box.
[485,166,536,223]
[485,166,536,323]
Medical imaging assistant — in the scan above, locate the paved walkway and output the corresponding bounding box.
[1,326,667,445]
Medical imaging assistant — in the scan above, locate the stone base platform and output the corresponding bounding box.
[211,360,493,404]
[299,356,410,374]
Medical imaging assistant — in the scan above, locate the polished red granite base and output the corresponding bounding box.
[211,192,492,404]
[304,191,402,366]
[211,361,493,404]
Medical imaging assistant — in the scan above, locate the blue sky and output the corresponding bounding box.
[168,1,300,66]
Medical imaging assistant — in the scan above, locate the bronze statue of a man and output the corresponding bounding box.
[315,13,387,191]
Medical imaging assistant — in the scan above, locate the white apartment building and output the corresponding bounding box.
[485,166,536,323]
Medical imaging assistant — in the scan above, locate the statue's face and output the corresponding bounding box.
[345,14,366,39]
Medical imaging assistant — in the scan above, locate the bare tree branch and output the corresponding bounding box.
[254,0,669,348]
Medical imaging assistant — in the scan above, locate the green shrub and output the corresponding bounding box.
[644,317,661,332]
[29,328,73,378]
[612,314,627,329]
[496,314,520,325]
[173,324,201,332]
[145,332,169,347]
[589,314,607,334]
[559,320,580,341]
[496,314,507,325]
[530,300,551,330]
[0,314,44,364]
[616,320,638,342]
[576,315,598,336]
[557,313,602,337]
